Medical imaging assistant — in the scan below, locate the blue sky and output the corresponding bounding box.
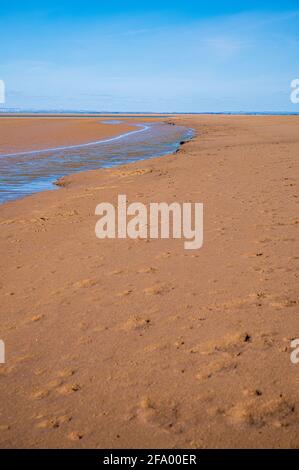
[1,1,299,112]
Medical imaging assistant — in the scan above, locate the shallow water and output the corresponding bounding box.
[0,121,194,204]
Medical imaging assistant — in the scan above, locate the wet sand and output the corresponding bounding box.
[0,115,298,448]
[0,117,137,154]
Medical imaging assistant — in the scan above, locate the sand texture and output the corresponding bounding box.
[0,115,298,448]
[0,117,137,154]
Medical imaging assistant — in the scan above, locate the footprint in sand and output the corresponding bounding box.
[74,279,97,289]
[225,396,296,428]
[57,383,81,396]
[243,252,265,259]
[0,424,10,432]
[135,397,179,432]
[46,378,64,389]
[108,270,125,275]
[30,389,50,401]
[155,252,171,260]
[144,284,173,295]
[116,168,153,178]
[68,431,84,441]
[0,365,15,377]
[78,336,93,345]
[36,415,72,429]
[117,289,133,297]
[174,337,186,350]
[255,332,278,349]
[28,314,44,323]
[56,368,76,378]
[34,367,48,376]
[196,359,238,382]
[242,388,263,398]
[93,325,108,333]
[78,321,90,331]
[192,331,251,356]
[137,267,157,274]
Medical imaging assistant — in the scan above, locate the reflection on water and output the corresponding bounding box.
[0,121,194,204]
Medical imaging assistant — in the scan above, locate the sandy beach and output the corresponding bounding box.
[0,115,298,449]
[0,117,138,154]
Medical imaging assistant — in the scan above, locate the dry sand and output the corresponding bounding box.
[0,115,298,448]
